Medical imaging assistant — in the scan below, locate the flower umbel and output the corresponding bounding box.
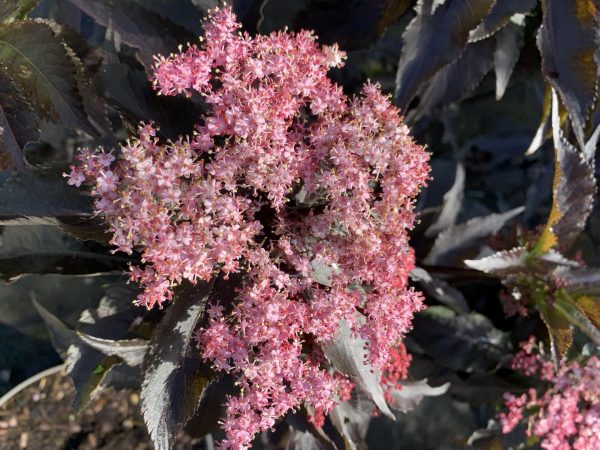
[68,6,429,449]
[499,337,600,450]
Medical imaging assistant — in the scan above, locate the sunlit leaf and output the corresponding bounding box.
[388,379,449,413]
[425,163,465,237]
[525,85,552,156]
[423,206,525,266]
[0,19,98,136]
[410,267,470,313]
[493,19,524,100]
[329,392,374,450]
[67,283,141,409]
[533,91,596,255]
[573,295,600,329]
[537,299,573,363]
[141,279,215,450]
[77,333,147,366]
[323,318,394,420]
[394,0,495,111]
[554,290,600,347]
[537,0,599,148]
[468,0,537,41]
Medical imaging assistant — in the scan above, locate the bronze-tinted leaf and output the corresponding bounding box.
[533,91,597,254]
[394,0,495,111]
[537,300,572,364]
[537,0,599,148]
[573,295,600,329]
[0,19,98,136]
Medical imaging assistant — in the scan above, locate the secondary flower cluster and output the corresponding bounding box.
[67,6,429,449]
[499,337,600,450]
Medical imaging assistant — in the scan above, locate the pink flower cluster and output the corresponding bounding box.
[66,6,429,449]
[499,337,600,450]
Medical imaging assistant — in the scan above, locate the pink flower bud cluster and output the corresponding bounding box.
[66,7,429,449]
[499,337,600,450]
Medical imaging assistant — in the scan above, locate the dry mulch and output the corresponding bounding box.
[0,366,206,450]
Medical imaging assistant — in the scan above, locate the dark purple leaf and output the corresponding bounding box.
[425,163,465,237]
[394,0,495,111]
[0,20,98,137]
[423,206,525,266]
[408,38,495,123]
[77,333,147,366]
[141,279,215,450]
[410,306,509,372]
[468,0,537,41]
[388,379,448,413]
[533,91,596,254]
[537,0,599,148]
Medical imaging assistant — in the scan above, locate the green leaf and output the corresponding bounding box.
[0,19,98,136]
[537,0,600,148]
[533,91,597,255]
[0,0,40,22]
[323,317,394,420]
[394,0,495,111]
[141,279,215,450]
[468,0,537,41]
